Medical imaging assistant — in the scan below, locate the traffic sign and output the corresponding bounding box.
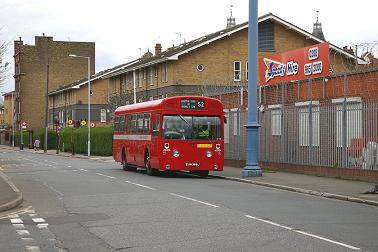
[90,122,96,128]
[68,119,73,125]
[22,121,27,129]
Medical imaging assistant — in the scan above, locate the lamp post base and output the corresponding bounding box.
[242,165,262,177]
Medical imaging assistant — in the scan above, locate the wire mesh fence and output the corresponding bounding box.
[224,66,378,171]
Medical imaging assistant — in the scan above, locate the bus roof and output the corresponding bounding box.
[115,96,223,115]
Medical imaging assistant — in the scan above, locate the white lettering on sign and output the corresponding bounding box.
[312,61,323,74]
[286,61,299,76]
[304,63,312,76]
[308,47,319,60]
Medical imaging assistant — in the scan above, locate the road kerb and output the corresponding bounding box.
[209,174,378,207]
[0,171,23,212]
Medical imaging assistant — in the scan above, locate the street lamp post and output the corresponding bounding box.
[243,0,262,177]
[69,54,91,157]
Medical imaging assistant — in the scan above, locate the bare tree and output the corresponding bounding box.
[0,33,10,88]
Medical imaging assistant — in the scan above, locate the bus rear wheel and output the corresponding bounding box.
[145,152,157,176]
[122,148,129,171]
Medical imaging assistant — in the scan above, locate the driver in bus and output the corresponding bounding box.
[164,119,185,139]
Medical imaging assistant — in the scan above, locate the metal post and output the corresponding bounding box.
[242,0,262,177]
[342,74,347,167]
[87,57,91,157]
[308,79,313,165]
[12,92,14,148]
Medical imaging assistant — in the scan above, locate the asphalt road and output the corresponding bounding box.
[0,150,377,252]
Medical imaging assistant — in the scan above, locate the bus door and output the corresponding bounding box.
[150,113,160,169]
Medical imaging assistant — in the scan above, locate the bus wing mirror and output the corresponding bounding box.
[224,117,227,124]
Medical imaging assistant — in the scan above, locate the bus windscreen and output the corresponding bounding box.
[162,115,222,140]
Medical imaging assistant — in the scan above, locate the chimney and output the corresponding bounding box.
[155,43,162,55]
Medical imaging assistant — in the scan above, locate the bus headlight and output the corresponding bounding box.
[173,150,180,158]
[206,150,212,158]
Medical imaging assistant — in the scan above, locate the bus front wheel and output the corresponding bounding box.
[197,170,209,178]
[145,152,157,176]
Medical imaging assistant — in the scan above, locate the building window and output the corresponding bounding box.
[100,109,106,123]
[138,70,142,88]
[246,61,249,81]
[296,101,320,147]
[333,98,362,147]
[234,61,241,81]
[154,66,158,77]
[269,105,282,136]
[149,67,154,86]
[258,20,275,51]
[142,68,146,80]
[138,98,143,103]
[162,62,168,82]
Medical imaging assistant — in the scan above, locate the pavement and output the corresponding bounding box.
[0,144,377,213]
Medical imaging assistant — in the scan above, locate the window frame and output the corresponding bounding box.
[234,61,241,81]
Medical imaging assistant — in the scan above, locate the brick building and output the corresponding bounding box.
[1,91,15,127]
[101,13,356,110]
[13,34,95,131]
[48,60,137,128]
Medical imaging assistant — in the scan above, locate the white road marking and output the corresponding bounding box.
[13,224,25,229]
[37,223,49,229]
[245,215,360,251]
[16,230,30,236]
[10,218,23,224]
[67,165,72,168]
[25,246,42,252]
[79,168,89,172]
[125,181,157,190]
[170,193,220,208]
[96,173,117,179]
[8,214,19,218]
[21,237,34,241]
[32,218,45,223]
[28,214,37,217]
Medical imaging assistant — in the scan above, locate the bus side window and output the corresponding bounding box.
[144,113,151,134]
[137,114,144,134]
[152,114,160,136]
[124,115,131,133]
[119,116,125,132]
[131,115,137,133]
[114,116,119,131]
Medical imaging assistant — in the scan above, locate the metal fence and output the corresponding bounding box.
[224,100,378,170]
[259,101,378,170]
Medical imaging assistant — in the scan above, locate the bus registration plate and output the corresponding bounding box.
[185,162,200,167]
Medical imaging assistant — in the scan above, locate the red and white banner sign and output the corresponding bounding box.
[258,42,330,85]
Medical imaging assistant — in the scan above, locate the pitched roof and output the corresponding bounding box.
[48,59,138,95]
[103,13,363,79]
[50,13,366,95]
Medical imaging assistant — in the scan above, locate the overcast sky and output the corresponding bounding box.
[0,0,377,93]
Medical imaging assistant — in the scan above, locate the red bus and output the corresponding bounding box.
[113,96,224,177]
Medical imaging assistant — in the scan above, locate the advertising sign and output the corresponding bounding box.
[259,42,330,85]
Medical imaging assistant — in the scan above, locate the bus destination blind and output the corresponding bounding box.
[180,99,205,110]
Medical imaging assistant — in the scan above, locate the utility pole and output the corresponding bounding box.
[44,58,49,153]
